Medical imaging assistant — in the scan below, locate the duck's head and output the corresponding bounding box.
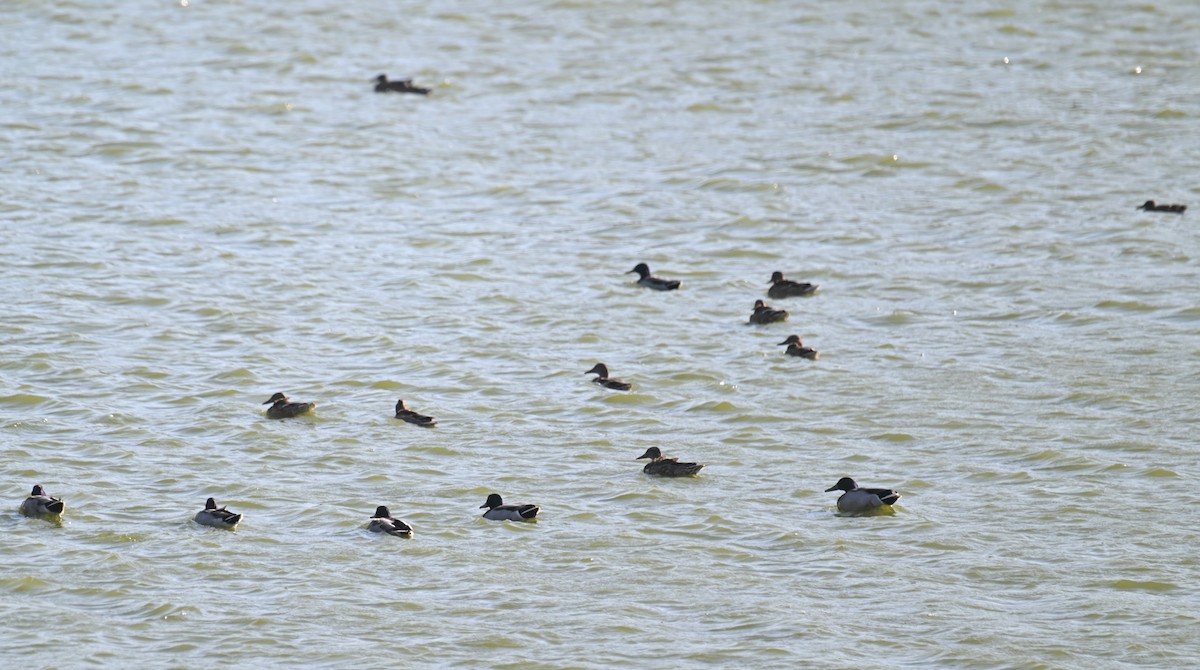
[769,271,785,284]
[205,497,218,510]
[395,399,408,412]
[635,446,662,460]
[30,484,47,496]
[264,392,288,405]
[778,335,802,346]
[374,505,391,518]
[825,477,859,493]
[374,74,388,84]
[1137,200,1156,210]
[627,263,650,278]
[585,363,610,377]
[753,299,767,309]
[480,493,503,509]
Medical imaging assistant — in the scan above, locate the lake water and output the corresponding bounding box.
[2,0,1199,667]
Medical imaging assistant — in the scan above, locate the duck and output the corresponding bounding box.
[585,363,632,391]
[394,399,436,427]
[749,299,789,324]
[1137,200,1186,214]
[263,392,317,419]
[767,271,819,298]
[627,263,681,291]
[20,484,65,517]
[479,493,539,521]
[635,446,705,477]
[778,334,819,360]
[367,505,413,537]
[373,74,431,95]
[824,477,901,513]
[194,497,242,529]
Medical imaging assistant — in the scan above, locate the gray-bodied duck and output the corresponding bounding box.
[767,271,819,298]
[1137,200,1186,214]
[635,446,705,477]
[194,497,242,529]
[263,392,317,419]
[778,334,819,360]
[395,399,436,427]
[749,299,789,324]
[20,484,65,517]
[373,74,431,95]
[585,363,632,391]
[825,477,901,513]
[479,493,539,521]
[367,505,413,537]
[627,263,681,291]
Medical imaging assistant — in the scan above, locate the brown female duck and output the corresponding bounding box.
[749,299,789,324]
[767,271,819,298]
[778,334,819,360]
[263,392,317,419]
[635,446,705,477]
[1137,200,1186,214]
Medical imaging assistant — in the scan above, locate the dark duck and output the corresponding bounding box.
[767,271,818,298]
[394,399,436,427]
[373,74,431,95]
[749,299,789,324]
[585,363,632,391]
[627,263,681,291]
[1137,200,1186,214]
[263,392,317,419]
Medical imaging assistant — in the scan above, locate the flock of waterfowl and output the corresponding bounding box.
[15,263,913,534]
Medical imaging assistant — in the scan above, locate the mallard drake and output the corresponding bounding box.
[20,484,65,517]
[749,299,789,324]
[1137,200,1186,214]
[263,392,317,419]
[367,505,413,537]
[585,363,632,391]
[627,263,681,291]
[479,493,539,521]
[767,271,818,298]
[395,399,436,427]
[778,334,819,360]
[635,446,705,477]
[194,497,242,529]
[373,74,431,95]
[825,477,901,513]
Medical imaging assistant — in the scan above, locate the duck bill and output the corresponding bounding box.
[824,486,838,492]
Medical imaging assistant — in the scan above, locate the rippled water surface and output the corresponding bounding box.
[3,0,1200,667]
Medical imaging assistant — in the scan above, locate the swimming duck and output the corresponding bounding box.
[1137,200,1186,214]
[635,446,705,477]
[767,271,819,298]
[194,497,242,529]
[778,334,819,360]
[20,484,65,517]
[367,505,413,537]
[373,74,431,95]
[395,399,436,427]
[585,363,632,391]
[627,263,681,291]
[824,477,901,513]
[479,493,539,521]
[749,299,789,324]
[263,392,317,419]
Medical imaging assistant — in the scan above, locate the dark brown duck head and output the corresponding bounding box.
[585,363,611,378]
[263,392,288,405]
[635,446,663,460]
